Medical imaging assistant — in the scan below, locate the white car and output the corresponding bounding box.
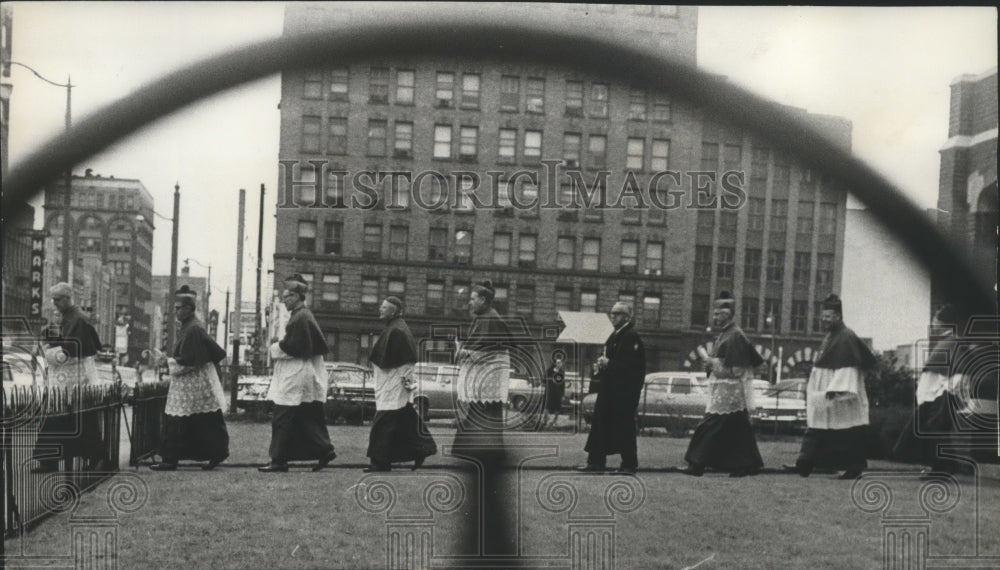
[752,378,808,432]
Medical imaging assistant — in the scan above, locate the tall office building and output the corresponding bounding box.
[274,3,853,377]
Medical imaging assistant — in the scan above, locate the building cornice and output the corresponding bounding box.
[940,127,999,152]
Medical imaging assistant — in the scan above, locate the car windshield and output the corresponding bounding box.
[763,383,806,398]
[330,370,365,386]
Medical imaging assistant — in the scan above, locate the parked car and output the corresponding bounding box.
[2,348,45,389]
[581,372,709,431]
[412,362,459,420]
[235,373,273,412]
[751,378,808,432]
[325,362,375,424]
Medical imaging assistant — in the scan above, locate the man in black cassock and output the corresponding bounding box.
[151,286,230,471]
[365,296,437,472]
[32,282,108,473]
[789,294,876,480]
[680,291,765,477]
[259,274,336,472]
[579,302,646,474]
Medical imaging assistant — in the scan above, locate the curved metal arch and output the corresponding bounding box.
[2,18,993,319]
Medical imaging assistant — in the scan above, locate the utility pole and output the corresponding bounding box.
[166,183,180,352]
[255,183,265,367]
[223,288,230,350]
[60,75,73,282]
[231,189,246,413]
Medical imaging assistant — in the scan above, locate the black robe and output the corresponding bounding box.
[584,321,646,461]
[279,305,328,358]
[813,322,876,370]
[370,316,418,370]
[47,305,102,359]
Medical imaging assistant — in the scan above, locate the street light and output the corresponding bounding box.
[183,257,212,319]
[764,312,776,384]
[8,61,74,281]
[136,183,180,352]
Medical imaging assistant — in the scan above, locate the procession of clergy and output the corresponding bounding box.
[36,276,964,480]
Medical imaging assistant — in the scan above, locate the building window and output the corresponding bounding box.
[626,138,645,171]
[436,72,455,107]
[582,238,601,271]
[741,297,758,330]
[395,69,415,105]
[579,290,598,313]
[520,182,539,216]
[516,284,535,318]
[691,294,710,327]
[324,221,342,255]
[327,117,348,155]
[556,236,575,270]
[455,178,475,213]
[363,224,382,257]
[369,67,389,103]
[588,135,607,169]
[565,80,584,116]
[694,246,713,279]
[790,300,808,333]
[454,229,473,265]
[590,83,609,118]
[793,252,811,285]
[461,73,481,109]
[717,247,735,279]
[303,71,323,99]
[428,227,448,262]
[628,88,647,120]
[700,142,719,177]
[518,234,537,268]
[297,168,318,205]
[697,209,714,231]
[389,226,409,260]
[720,210,738,232]
[771,199,788,232]
[744,249,762,281]
[555,287,573,313]
[645,242,664,275]
[367,119,388,157]
[78,237,101,253]
[797,201,814,235]
[452,281,470,315]
[813,302,824,333]
[433,125,452,159]
[327,171,345,206]
[427,281,445,314]
[723,144,742,172]
[748,198,765,231]
[618,292,636,317]
[301,116,321,153]
[763,299,782,333]
[819,203,837,235]
[321,274,341,305]
[493,284,509,314]
[751,146,769,180]
[523,130,542,162]
[652,94,671,122]
[766,250,785,283]
[459,126,479,161]
[109,239,131,255]
[297,221,317,253]
[493,233,512,266]
[620,240,639,274]
[498,128,517,164]
[643,294,661,326]
[388,279,406,306]
[500,75,520,112]
[773,153,791,189]
[526,78,545,114]
[329,68,349,101]
[393,121,413,158]
[361,278,380,311]
[563,133,581,168]
[651,139,670,171]
[816,253,834,286]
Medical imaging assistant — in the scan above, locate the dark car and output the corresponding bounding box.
[582,372,709,432]
[325,362,375,424]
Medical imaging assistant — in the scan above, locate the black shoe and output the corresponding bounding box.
[678,464,704,477]
[784,463,811,478]
[616,466,637,475]
[412,456,426,471]
[258,463,289,473]
[576,464,607,473]
[202,457,226,471]
[150,462,177,472]
[837,469,863,480]
[312,451,337,472]
[363,464,391,473]
[729,469,752,478]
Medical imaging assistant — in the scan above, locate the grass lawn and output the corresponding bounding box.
[5,419,999,569]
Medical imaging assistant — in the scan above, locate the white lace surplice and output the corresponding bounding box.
[456,348,510,404]
[806,366,869,429]
[267,343,328,406]
[165,362,226,416]
[705,366,755,415]
[373,362,414,411]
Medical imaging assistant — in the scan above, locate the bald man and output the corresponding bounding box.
[580,302,647,474]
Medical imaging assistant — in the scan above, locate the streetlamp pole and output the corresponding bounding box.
[166,183,180,351]
[184,257,212,318]
[765,312,775,384]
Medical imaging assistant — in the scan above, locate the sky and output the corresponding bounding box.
[6,3,997,349]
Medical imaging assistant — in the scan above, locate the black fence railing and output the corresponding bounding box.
[129,380,170,467]
[2,384,122,538]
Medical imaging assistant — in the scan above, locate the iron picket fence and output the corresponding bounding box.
[128,380,170,467]
[2,383,122,538]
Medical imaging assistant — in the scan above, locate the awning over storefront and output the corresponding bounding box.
[556,311,614,346]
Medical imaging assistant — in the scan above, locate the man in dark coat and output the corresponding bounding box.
[259,274,336,472]
[151,285,230,471]
[790,294,876,480]
[365,296,437,472]
[680,291,765,477]
[580,302,646,474]
[32,282,108,473]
